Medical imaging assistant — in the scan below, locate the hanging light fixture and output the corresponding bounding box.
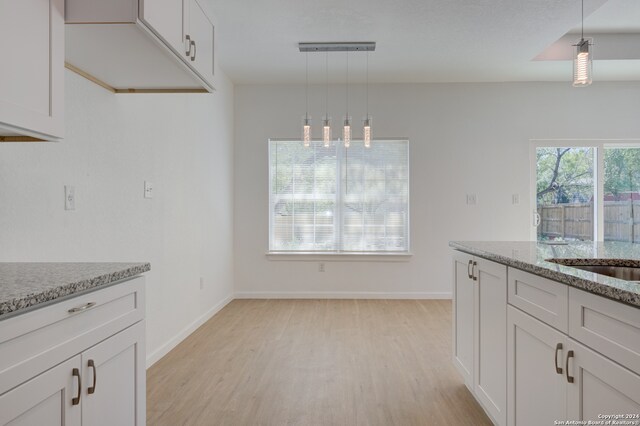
[343,51,352,148]
[363,51,372,148]
[298,42,376,148]
[302,52,312,146]
[323,51,331,147]
[573,0,592,87]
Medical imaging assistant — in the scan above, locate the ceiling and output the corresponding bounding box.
[206,0,640,84]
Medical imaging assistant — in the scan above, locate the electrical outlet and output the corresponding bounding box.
[512,194,520,205]
[65,186,76,210]
[319,263,325,272]
[199,277,204,290]
[466,193,477,205]
[144,181,153,199]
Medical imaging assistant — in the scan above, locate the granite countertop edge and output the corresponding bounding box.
[0,263,151,318]
[449,241,640,308]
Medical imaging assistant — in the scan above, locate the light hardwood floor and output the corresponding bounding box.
[147,299,492,426]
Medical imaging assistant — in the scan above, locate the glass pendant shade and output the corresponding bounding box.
[343,117,352,148]
[323,117,331,147]
[363,117,372,148]
[302,117,312,147]
[573,39,592,87]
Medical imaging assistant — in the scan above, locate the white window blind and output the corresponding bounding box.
[269,139,409,253]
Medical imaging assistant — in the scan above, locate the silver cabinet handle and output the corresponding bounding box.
[190,40,196,61]
[185,35,192,56]
[88,359,97,394]
[68,302,96,314]
[554,343,563,374]
[72,368,81,405]
[467,260,473,279]
[472,261,478,281]
[565,350,575,383]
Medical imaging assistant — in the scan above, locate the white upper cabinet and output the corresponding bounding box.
[139,0,184,54]
[65,0,215,92]
[0,0,64,141]
[183,0,214,83]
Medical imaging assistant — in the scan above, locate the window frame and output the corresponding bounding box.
[529,139,640,242]
[267,137,412,257]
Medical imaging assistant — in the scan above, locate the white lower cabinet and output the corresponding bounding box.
[0,277,146,426]
[453,252,507,426]
[507,304,640,425]
[82,322,145,426]
[0,356,81,426]
[454,251,640,426]
[567,339,640,421]
[507,305,567,426]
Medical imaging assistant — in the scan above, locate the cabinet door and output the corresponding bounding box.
[183,0,214,85]
[0,0,64,140]
[507,305,568,426]
[452,251,474,387]
[82,322,146,426]
[567,338,640,422]
[0,356,81,426]
[474,258,507,426]
[139,0,184,54]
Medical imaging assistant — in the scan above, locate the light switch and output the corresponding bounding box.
[512,194,520,205]
[144,181,153,199]
[466,194,477,205]
[65,185,76,210]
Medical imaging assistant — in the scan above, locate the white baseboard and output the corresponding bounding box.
[234,291,452,300]
[146,294,233,368]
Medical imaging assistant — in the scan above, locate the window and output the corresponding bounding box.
[269,139,409,253]
[532,141,640,242]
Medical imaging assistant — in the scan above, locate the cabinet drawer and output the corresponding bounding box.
[0,276,145,395]
[569,288,640,374]
[508,268,569,333]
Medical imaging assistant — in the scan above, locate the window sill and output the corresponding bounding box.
[265,252,413,262]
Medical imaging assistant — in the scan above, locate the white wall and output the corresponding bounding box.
[0,69,235,365]
[234,82,640,298]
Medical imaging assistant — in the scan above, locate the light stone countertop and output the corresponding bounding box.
[0,262,150,319]
[449,241,640,308]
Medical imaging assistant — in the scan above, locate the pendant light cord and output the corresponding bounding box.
[325,51,329,120]
[581,0,584,40]
[345,51,349,118]
[366,51,369,118]
[305,51,309,121]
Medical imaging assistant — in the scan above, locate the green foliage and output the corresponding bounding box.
[536,147,594,205]
[603,148,640,198]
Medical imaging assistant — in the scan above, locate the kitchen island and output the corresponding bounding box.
[450,241,639,426]
[0,262,149,425]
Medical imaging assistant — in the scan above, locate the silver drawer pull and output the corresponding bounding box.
[68,302,96,314]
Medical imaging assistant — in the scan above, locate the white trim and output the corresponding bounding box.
[234,291,451,299]
[145,294,233,368]
[266,252,412,262]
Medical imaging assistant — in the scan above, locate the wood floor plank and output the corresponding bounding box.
[147,299,492,426]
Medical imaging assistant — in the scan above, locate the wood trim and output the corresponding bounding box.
[114,88,208,94]
[65,62,116,93]
[0,136,46,142]
[64,63,208,94]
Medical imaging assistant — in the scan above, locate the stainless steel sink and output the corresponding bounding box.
[565,265,640,281]
[547,260,640,281]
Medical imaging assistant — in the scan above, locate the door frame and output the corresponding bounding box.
[529,139,640,242]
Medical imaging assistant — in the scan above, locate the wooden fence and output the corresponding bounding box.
[538,201,640,242]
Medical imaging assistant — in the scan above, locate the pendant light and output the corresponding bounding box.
[343,51,352,148]
[302,52,312,146]
[573,0,592,87]
[323,51,331,147]
[363,51,372,148]
[298,42,376,148]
